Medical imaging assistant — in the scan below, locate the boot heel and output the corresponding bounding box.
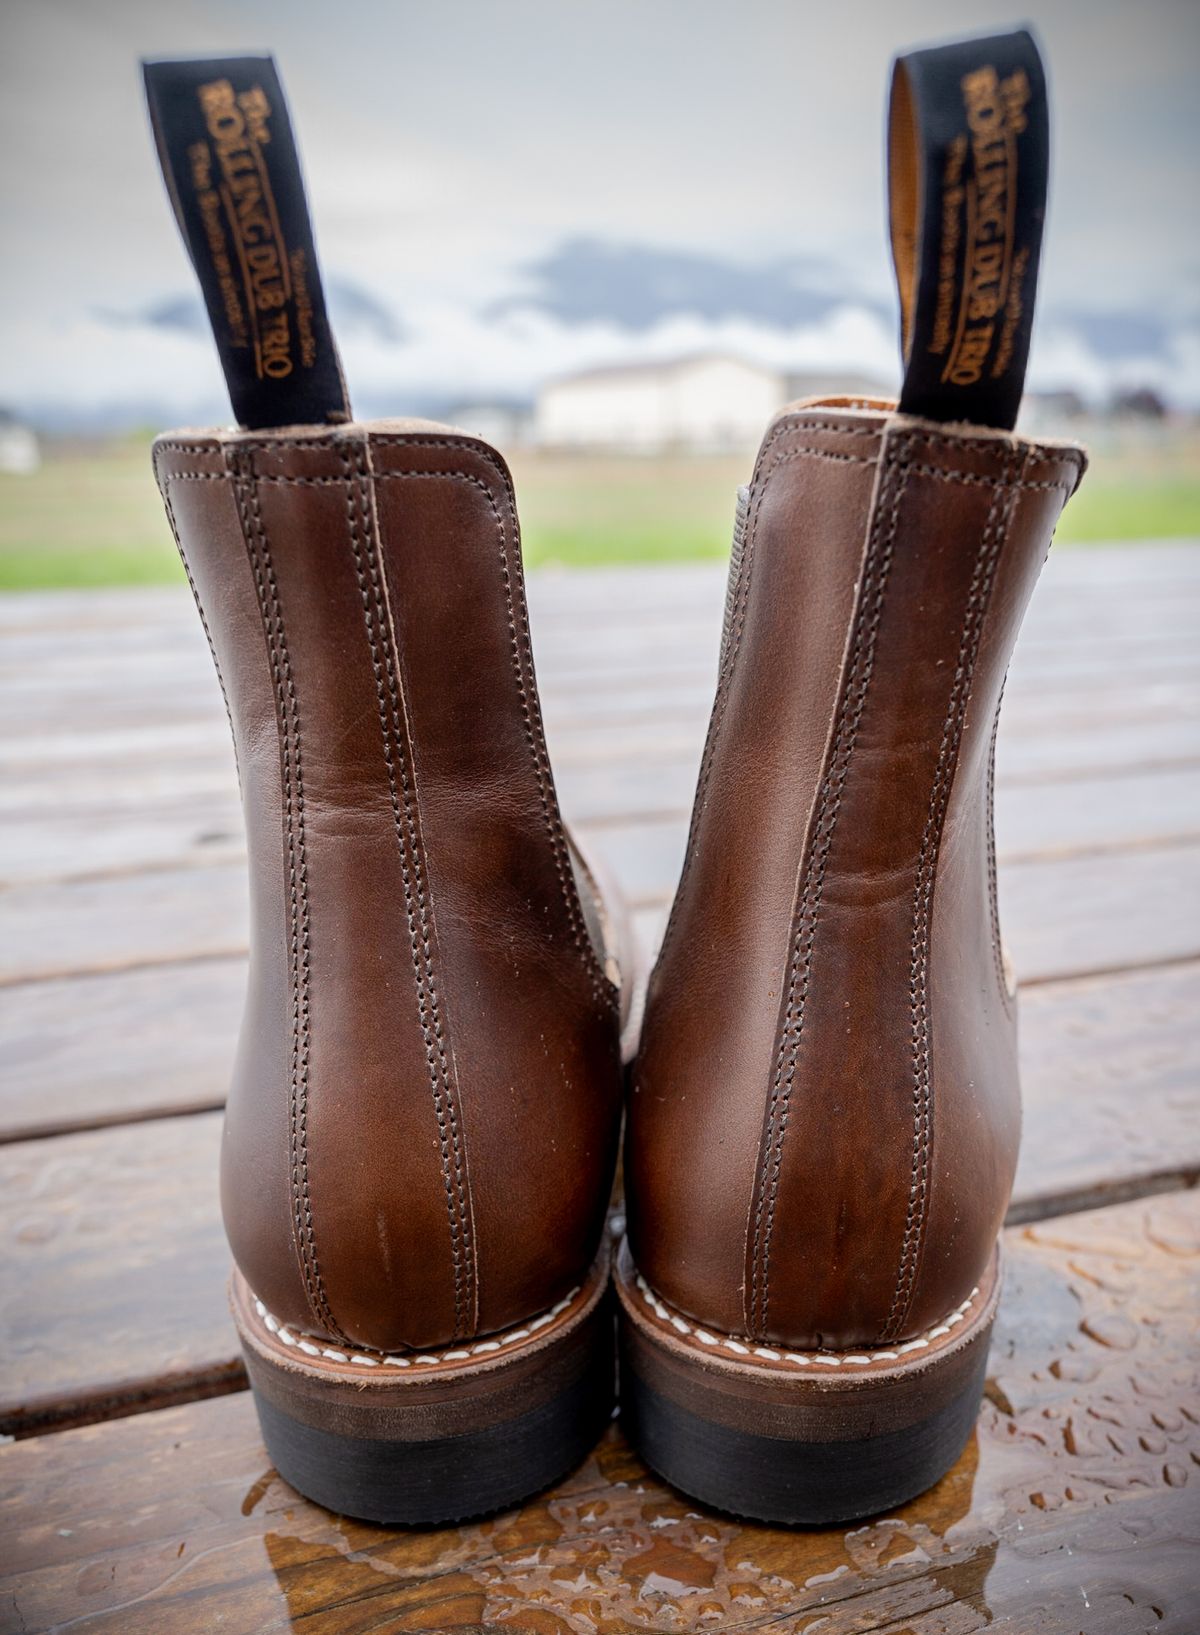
[615,1240,999,1525]
[232,1251,614,1524]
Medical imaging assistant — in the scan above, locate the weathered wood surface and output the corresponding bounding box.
[0,547,1197,1632]
[3,1191,1197,1634]
[0,1113,232,1436]
[4,829,1198,988]
[3,957,1198,1441]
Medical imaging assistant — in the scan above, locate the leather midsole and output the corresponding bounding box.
[617,1238,996,1378]
[232,1243,611,1387]
[615,1234,1002,1440]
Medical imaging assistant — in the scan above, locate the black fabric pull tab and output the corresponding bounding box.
[888,28,1048,430]
[143,55,350,428]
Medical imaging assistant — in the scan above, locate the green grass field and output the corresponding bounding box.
[1,429,1197,591]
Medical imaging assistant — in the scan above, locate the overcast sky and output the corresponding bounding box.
[2,0,1198,422]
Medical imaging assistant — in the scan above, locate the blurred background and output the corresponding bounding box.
[1,0,1197,585]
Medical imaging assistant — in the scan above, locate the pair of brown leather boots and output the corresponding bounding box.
[145,28,1084,1525]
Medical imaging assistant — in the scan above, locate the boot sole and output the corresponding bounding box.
[614,1238,1000,1525]
[232,1248,614,1523]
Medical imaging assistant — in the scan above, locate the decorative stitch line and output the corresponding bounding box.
[191,455,612,1010]
[159,475,239,791]
[654,429,883,972]
[252,1284,581,1369]
[227,451,338,1341]
[883,447,1027,1343]
[151,426,1084,493]
[340,443,476,1336]
[164,466,1077,501]
[986,678,1014,1017]
[484,459,616,1007]
[633,1271,978,1369]
[902,462,1073,496]
[748,438,911,1337]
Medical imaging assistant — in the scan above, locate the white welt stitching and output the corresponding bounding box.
[634,1273,978,1369]
[253,1285,580,1370]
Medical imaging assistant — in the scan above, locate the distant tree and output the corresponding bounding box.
[1112,386,1167,419]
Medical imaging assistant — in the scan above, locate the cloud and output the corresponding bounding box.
[488,238,875,331]
[9,235,1200,428]
[91,278,403,344]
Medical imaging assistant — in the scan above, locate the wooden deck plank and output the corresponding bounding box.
[2,725,1200,967]
[3,616,1197,694]
[0,961,240,1138]
[7,658,1193,746]
[3,825,1199,988]
[1010,960,1200,1215]
[4,956,1197,1154]
[4,759,1200,884]
[2,963,1195,1425]
[0,551,1196,1624]
[1,712,1198,827]
[2,1190,1197,1635]
[1,686,1195,819]
[4,604,1197,674]
[0,1112,234,1437]
[0,539,1195,634]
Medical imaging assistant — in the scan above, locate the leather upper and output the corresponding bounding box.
[628,402,1086,1349]
[154,421,623,1352]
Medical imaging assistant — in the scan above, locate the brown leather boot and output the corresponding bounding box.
[144,56,626,1522]
[618,28,1087,1522]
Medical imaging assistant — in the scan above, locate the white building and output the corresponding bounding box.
[0,410,39,474]
[536,354,787,453]
[446,402,533,452]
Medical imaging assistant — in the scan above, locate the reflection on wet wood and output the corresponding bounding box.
[2,1191,1197,1634]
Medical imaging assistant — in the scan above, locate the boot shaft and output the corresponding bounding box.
[155,423,621,1352]
[630,403,1085,1348]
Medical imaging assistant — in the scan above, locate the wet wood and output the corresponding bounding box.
[1,550,1197,1627]
[3,962,1195,1433]
[0,962,238,1139]
[2,1190,1197,1634]
[1011,960,1200,1214]
[2,951,1197,1179]
[0,1113,236,1437]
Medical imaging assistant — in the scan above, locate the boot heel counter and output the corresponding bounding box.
[156,427,622,1354]
[633,409,1084,1351]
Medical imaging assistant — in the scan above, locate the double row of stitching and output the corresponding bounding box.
[485,460,617,1008]
[902,461,1074,496]
[224,448,339,1342]
[251,1282,582,1371]
[340,443,478,1338]
[634,1269,979,1370]
[986,678,1014,1017]
[883,447,1028,1343]
[158,474,239,792]
[380,462,614,1006]
[220,449,614,1010]
[746,435,911,1339]
[655,429,883,972]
